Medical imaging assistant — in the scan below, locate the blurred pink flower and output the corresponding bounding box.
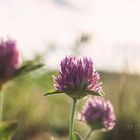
[0,38,20,84]
[78,97,116,130]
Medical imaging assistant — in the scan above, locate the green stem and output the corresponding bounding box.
[69,98,77,140]
[0,89,4,122]
[84,129,93,140]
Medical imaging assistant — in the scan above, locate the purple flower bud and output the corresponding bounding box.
[0,38,20,83]
[77,97,116,130]
[53,56,103,98]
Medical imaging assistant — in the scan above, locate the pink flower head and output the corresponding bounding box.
[0,38,20,83]
[53,56,103,99]
[78,97,116,130]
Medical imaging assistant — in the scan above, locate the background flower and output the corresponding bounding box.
[0,39,20,85]
[78,97,116,130]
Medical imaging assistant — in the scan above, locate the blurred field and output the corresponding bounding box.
[3,70,140,140]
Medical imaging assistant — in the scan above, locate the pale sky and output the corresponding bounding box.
[1,0,140,73]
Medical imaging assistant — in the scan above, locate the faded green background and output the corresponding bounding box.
[3,69,140,140]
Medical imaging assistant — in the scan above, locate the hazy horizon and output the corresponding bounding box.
[1,0,140,74]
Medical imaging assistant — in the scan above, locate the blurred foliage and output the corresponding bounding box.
[0,121,17,140]
[15,54,44,78]
[1,70,140,140]
[71,33,92,56]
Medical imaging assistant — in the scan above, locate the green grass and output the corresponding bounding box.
[2,70,140,140]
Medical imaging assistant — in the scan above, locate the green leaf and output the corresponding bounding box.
[72,131,82,140]
[15,62,43,77]
[44,90,63,96]
[0,121,17,139]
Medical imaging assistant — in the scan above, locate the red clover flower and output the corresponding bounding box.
[53,56,103,99]
[0,38,20,85]
[78,97,116,130]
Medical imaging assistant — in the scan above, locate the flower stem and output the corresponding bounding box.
[0,89,4,122]
[84,129,93,140]
[69,98,77,140]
